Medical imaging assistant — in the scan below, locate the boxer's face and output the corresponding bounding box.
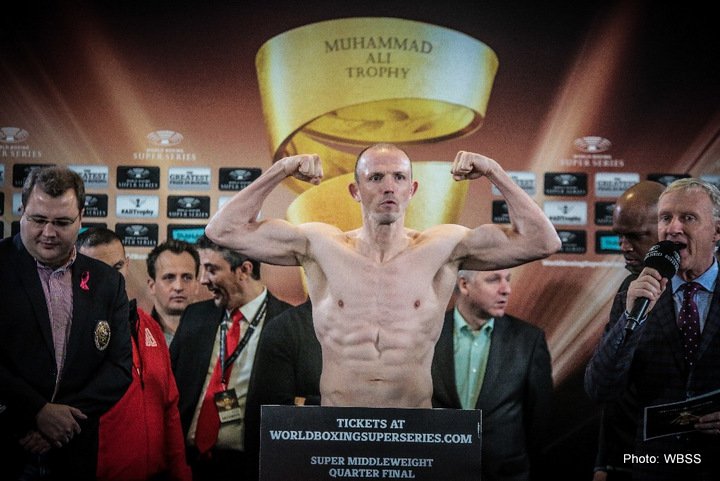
[352,147,417,225]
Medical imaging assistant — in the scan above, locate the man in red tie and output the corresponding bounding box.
[586,178,720,481]
[170,234,291,481]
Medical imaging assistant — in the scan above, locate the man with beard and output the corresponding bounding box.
[611,181,666,289]
[170,234,291,481]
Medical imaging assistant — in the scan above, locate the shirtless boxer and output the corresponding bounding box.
[205,144,560,408]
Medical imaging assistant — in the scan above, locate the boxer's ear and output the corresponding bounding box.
[349,182,361,202]
[410,180,418,198]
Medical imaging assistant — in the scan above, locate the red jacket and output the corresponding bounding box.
[97,307,191,481]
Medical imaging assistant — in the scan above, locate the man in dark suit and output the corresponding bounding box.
[0,166,132,480]
[170,234,291,481]
[431,268,554,481]
[585,178,720,481]
[593,180,664,481]
[244,298,322,474]
[247,299,321,409]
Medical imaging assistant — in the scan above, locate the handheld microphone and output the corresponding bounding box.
[624,240,682,333]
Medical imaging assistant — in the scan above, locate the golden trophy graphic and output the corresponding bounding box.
[256,17,498,230]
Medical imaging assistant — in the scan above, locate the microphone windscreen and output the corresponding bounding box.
[643,240,681,279]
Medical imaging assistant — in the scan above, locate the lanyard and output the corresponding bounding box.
[219,296,268,386]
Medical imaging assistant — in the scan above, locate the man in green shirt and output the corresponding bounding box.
[432,269,554,481]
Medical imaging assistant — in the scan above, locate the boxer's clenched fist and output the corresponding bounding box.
[280,154,323,185]
[451,151,498,181]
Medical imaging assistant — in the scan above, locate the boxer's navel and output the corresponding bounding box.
[414,300,421,309]
[338,299,344,308]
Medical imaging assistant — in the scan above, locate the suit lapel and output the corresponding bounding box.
[12,236,54,354]
[654,287,687,370]
[476,316,506,409]
[64,258,94,369]
[436,312,462,408]
[265,293,280,320]
[191,304,224,387]
[697,281,720,361]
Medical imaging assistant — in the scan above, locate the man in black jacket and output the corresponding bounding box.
[170,234,291,481]
[585,179,720,480]
[0,166,131,480]
[432,269,553,481]
[592,180,664,481]
[244,298,322,475]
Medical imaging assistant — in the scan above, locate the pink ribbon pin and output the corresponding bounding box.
[80,271,90,291]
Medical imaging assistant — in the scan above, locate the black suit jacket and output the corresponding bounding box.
[0,234,132,479]
[594,273,639,474]
[170,292,291,471]
[585,276,720,480]
[432,310,553,481]
[244,299,322,475]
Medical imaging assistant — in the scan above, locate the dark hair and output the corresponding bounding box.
[76,227,123,249]
[354,143,412,183]
[22,166,85,212]
[146,240,201,279]
[196,234,261,280]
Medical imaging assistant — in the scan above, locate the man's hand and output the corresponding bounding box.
[592,470,608,481]
[280,154,323,185]
[19,430,52,454]
[35,402,86,448]
[695,411,720,435]
[626,267,667,318]
[451,151,498,181]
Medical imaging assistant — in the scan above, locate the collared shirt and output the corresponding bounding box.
[453,307,494,410]
[189,288,268,451]
[671,258,718,332]
[36,248,76,397]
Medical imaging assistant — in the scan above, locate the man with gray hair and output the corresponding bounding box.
[76,227,191,481]
[586,178,720,480]
[432,268,553,481]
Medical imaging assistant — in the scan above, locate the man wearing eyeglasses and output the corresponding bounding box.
[0,166,132,480]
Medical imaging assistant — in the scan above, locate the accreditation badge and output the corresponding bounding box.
[94,320,111,351]
[214,389,242,424]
